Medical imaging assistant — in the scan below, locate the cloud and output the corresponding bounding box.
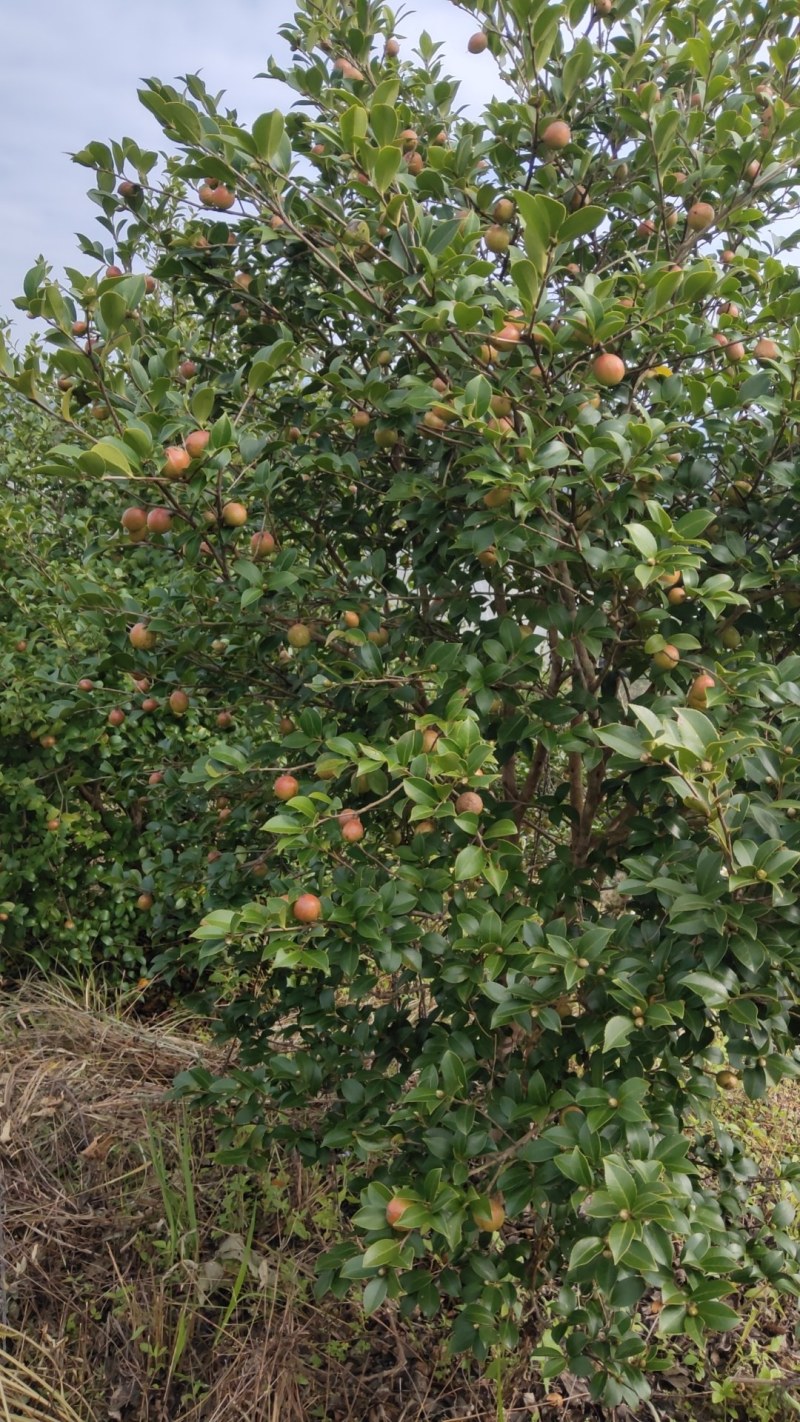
[1,0,497,332]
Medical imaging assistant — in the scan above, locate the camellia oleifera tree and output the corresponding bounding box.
[4,0,800,1402]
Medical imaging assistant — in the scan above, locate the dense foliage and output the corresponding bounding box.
[4,0,800,1402]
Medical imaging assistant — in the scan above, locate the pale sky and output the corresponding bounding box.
[1,1,494,336]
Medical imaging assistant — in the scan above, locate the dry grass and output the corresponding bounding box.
[2,983,800,1422]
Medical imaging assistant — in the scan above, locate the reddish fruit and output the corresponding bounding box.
[222,501,248,527]
[292,893,323,924]
[745,159,760,181]
[107,708,126,726]
[279,716,295,735]
[163,446,191,478]
[105,265,123,278]
[275,774,300,801]
[384,36,400,57]
[15,640,27,652]
[404,152,424,176]
[185,429,210,459]
[121,506,147,532]
[467,31,488,53]
[688,672,716,708]
[141,697,158,713]
[77,678,94,692]
[455,791,484,815]
[652,645,680,671]
[250,530,276,558]
[472,1196,506,1232]
[593,353,626,386]
[687,201,715,231]
[146,507,173,534]
[72,320,88,336]
[129,622,156,651]
[341,817,364,843]
[118,180,139,198]
[352,408,371,429]
[144,275,157,293]
[169,689,190,715]
[46,818,61,832]
[754,337,779,361]
[132,675,150,692]
[386,1195,414,1227]
[210,185,236,210]
[725,341,746,363]
[137,892,153,911]
[542,120,571,148]
[148,771,163,785]
[216,710,233,729]
[179,359,198,380]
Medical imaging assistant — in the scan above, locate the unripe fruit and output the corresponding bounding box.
[652,644,680,671]
[222,501,248,527]
[129,622,156,651]
[292,893,323,924]
[542,120,571,149]
[185,429,210,459]
[720,626,741,649]
[122,506,147,532]
[485,224,512,254]
[716,1069,738,1090]
[483,485,513,509]
[146,507,172,534]
[754,337,779,361]
[467,31,488,53]
[163,445,191,478]
[386,1195,414,1227]
[108,708,126,727]
[687,201,715,230]
[493,198,515,224]
[592,352,626,386]
[455,791,484,815]
[374,426,399,449]
[287,622,312,648]
[274,774,300,801]
[341,817,365,843]
[137,892,153,911]
[250,530,276,558]
[472,1196,505,1232]
[169,689,190,715]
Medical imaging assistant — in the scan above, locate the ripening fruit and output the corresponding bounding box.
[493,198,515,224]
[687,201,715,230]
[687,672,716,709]
[455,791,484,815]
[421,728,440,752]
[118,179,139,199]
[121,507,147,533]
[169,689,190,715]
[222,502,248,527]
[483,485,513,509]
[40,735,57,749]
[46,817,61,832]
[745,159,760,181]
[341,817,365,843]
[250,530,276,558]
[343,610,360,628]
[652,644,680,671]
[105,265,123,278]
[477,547,498,568]
[275,774,300,801]
[472,1196,505,1232]
[179,359,198,380]
[72,320,88,336]
[716,1069,738,1090]
[209,184,236,210]
[485,224,512,254]
[292,893,323,924]
[667,586,687,605]
[725,341,746,363]
[163,446,191,478]
[592,352,626,386]
[279,716,295,735]
[77,678,94,692]
[541,120,571,148]
[490,321,524,351]
[185,429,210,459]
[141,697,158,712]
[148,771,163,786]
[287,622,312,648]
[108,708,126,727]
[754,337,779,361]
[467,30,488,53]
[384,36,400,57]
[404,152,424,176]
[146,508,173,534]
[216,710,233,729]
[386,1195,414,1227]
[137,892,153,911]
[352,408,371,430]
[129,622,156,652]
[333,57,363,80]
